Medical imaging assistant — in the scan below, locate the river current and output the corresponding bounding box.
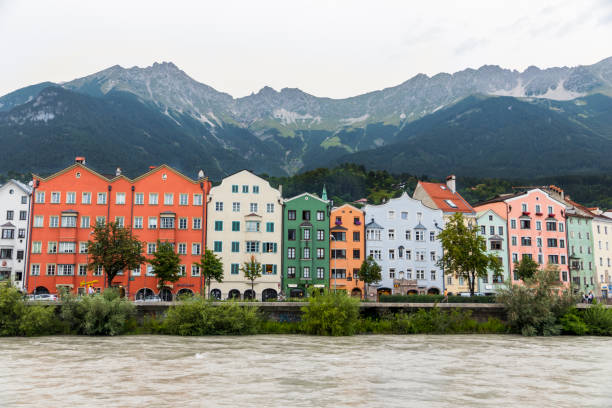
[1,335,611,407]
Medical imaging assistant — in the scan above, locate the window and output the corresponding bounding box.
[147,243,157,254]
[288,247,296,259]
[160,216,174,229]
[178,218,187,229]
[148,217,158,229]
[193,218,202,229]
[1,229,14,239]
[547,238,558,248]
[32,241,42,254]
[164,193,173,205]
[351,231,360,243]
[331,231,346,241]
[193,194,203,206]
[303,267,310,278]
[179,194,188,206]
[489,226,495,235]
[94,266,103,276]
[242,185,249,193]
[18,229,25,238]
[536,221,542,231]
[511,219,516,229]
[262,242,277,253]
[58,264,74,276]
[388,249,395,260]
[303,228,311,240]
[33,216,43,227]
[302,210,311,221]
[250,203,258,213]
[228,241,239,253]
[353,249,361,259]
[520,219,531,229]
[80,216,90,229]
[0,248,13,259]
[232,185,239,193]
[331,269,346,279]
[97,192,107,205]
[116,192,126,205]
[79,265,88,276]
[115,216,124,228]
[547,206,553,215]
[288,210,296,220]
[491,240,502,250]
[521,203,528,212]
[303,247,311,259]
[61,215,77,228]
[389,269,395,279]
[253,186,259,194]
[261,264,276,275]
[405,230,411,240]
[287,267,296,278]
[430,251,436,261]
[149,193,158,205]
[318,230,325,241]
[178,243,187,255]
[548,255,559,264]
[388,229,395,240]
[246,221,260,232]
[266,222,274,232]
[58,242,76,253]
[331,249,345,259]
[415,230,424,241]
[317,267,324,279]
[215,221,223,231]
[561,255,566,265]
[35,191,45,203]
[231,264,239,275]
[51,192,60,204]
[266,203,274,213]
[546,221,556,231]
[49,216,59,228]
[246,241,259,253]
[178,265,185,277]
[232,202,240,212]
[191,265,200,277]
[316,211,325,221]
[416,269,425,279]
[431,270,436,280]
[559,223,564,232]
[416,250,425,261]
[96,216,106,225]
[215,202,224,211]
[192,243,201,255]
[521,237,532,246]
[46,264,56,276]
[401,211,408,220]
[232,221,240,232]
[213,241,222,252]
[288,229,296,240]
[444,200,458,209]
[406,250,412,260]
[480,226,486,235]
[498,226,503,235]
[134,193,144,205]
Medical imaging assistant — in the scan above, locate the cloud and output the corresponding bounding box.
[454,37,489,56]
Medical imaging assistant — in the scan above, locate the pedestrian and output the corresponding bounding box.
[581,292,587,304]
[443,288,449,303]
[588,291,594,304]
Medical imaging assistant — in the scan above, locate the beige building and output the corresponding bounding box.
[591,213,612,297]
[206,170,283,300]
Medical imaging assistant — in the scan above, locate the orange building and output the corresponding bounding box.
[330,204,365,298]
[25,158,211,300]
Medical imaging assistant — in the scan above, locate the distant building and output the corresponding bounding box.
[413,175,475,294]
[364,192,445,299]
[282,189,331,298]
[0,180,32,291]
[206,170,283,301]
[330,204,365,298]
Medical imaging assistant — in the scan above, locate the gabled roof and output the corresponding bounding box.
[285,192,329,204]
[417,181,474,213]
[414,222,427,230]
[332,203,364,213]
[0,179,32,195]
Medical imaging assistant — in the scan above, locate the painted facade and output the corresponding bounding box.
[592,215,612,298]
[26,158,211,299]
[413,175,475,294]
[329,204,365,298]
[475,209,509,294]
[0,180,32,291]
[364,192,445,299]
[477,189,570,286]
[282,191,330,298]
[566,213,596,295]
[206,170,283,301]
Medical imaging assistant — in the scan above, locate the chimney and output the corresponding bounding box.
[149,166,156,170]
[279,184,283,197]
[115,167,122,176]
[75,156,86,165]
[446,175,456,194]
[198,169,205,179]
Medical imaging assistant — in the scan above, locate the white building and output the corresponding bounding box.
[364,192,445,298]
[206,170,283,300]
[592,214,612,298]
[0,180,32,291]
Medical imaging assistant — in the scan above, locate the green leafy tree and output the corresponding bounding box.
[437,213,503,296]
[241,255,262,299]
[87,221,146,288]
[150,240,181,291]
[359,255,382,301]
[513,256,539,281]
[196,249,224,299]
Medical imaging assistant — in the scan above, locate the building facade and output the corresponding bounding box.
[0,180,32,291]
[282,191,330,298]
[566,211,596,295]
[206,170,283,301]
[329,204,365,298]
[26,158,211,299]
[592,214,612,298]
[364,193,445,299]
[413,175,475,294]
[475,209,509,294]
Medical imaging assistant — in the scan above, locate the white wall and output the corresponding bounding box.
[0,180,31,291]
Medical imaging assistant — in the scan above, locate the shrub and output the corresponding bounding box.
[60,289,135,336]
[478,318,508,334]
[379,294,496,303]
[301,290,360,336]
[20,305,59,336]
[582,303,612,335]
[560,308,589,335]
[163,297,259,335]
[0,285,26,336]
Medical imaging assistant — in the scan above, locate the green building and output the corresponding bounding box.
[475,209,510,294]
[566,209,596,295]
[282,189,331,297]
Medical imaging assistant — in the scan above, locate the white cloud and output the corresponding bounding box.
[0,0,611,98]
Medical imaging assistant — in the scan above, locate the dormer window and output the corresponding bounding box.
[444,199,458,208]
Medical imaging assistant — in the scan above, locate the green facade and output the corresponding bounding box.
[567,214,596,295]
[476,210,510,294]
[282,193,330,297]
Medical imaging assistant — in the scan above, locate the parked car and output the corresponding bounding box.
[136,295,162,302]
[33,294,58,301]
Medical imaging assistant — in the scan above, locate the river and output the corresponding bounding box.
[1,335,611,407]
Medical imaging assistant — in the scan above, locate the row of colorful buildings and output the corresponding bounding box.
[0,158,611,300]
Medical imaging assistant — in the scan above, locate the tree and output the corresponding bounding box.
[196,249,224,299]
[241,255,262,300]
[437,212,503,296]
[513,256,539,281]
[88,221,145,288]
[358,255,382,301]
[149,240,181,291]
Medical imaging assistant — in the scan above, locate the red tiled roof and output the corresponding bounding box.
[418,181,474,213]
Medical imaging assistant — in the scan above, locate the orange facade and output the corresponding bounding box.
[330,204,365,298]
[25,161,211,299]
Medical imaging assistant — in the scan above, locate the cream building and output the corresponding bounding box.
[206,170,283,300]
[0,180,31,291]
[591,214,612,298]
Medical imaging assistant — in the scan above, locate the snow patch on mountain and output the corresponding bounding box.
[341,114,369,125]
[273,108,314,125]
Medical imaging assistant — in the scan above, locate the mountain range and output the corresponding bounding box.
[1,58,612,180]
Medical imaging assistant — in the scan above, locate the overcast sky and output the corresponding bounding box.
[1,0,612,99]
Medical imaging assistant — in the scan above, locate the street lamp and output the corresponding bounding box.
[330,233,336,292]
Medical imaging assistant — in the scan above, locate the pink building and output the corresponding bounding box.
[475,188,570,285]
